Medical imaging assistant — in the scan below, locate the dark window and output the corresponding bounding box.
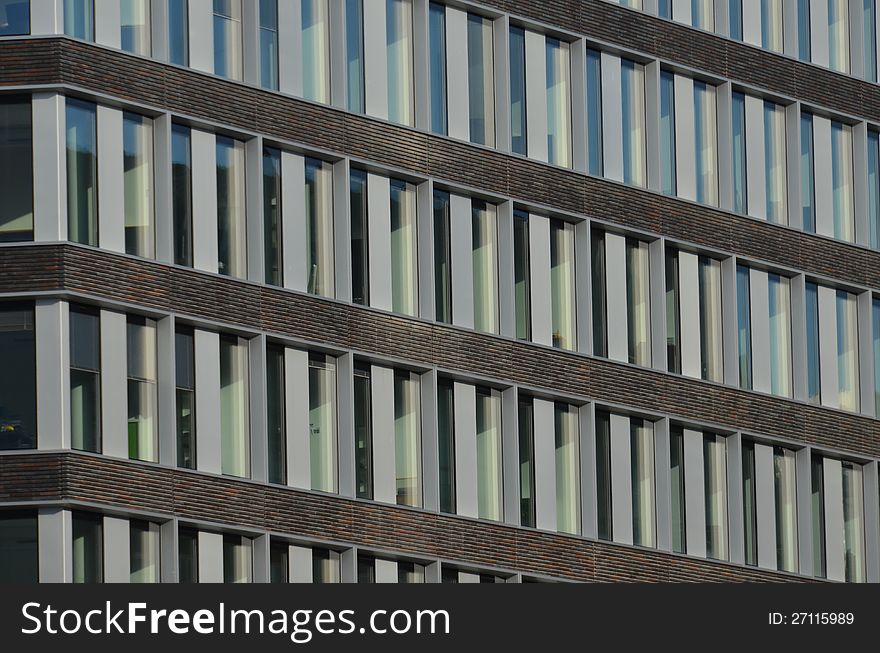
[171,124,193,267]
[178,527,199,584]
[517,396,535,527]
[0,96,33,242]
[354,362,372,499]
[263,147,282,286]
[0,1,30,35]
[350,169,369,305]
[437,378,455,514]
[0,510,38,582]
[72,511,103,583]
[267,344,286,484]
[175,327,196,469]
[433,190,452,323]
[0,303,35,450]
[70,306,101,453]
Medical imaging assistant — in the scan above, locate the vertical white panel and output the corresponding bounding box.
[153,113,174,263]
[755,443,777,570]
[97,106,124,253]
[672,0,692,24]
[31,0,65,34]
[528,214,552,346]
[334,160,353,304]
[367,174,393,312]
[33,93,67,241]
[282,152,307,292]
[745,94,766,220]
[421,369,440,512]
[450,194,474,329]
[818,285,840,409]
[570,39,588,173]
[749,268,772,393]
[279,0,303,95]
[525,29,548,163]
[198,532,224,583]
[813,116,835,238]
[157,315,176,467]
[372,365,397,504]
[286,348,310,489]
[417,180,435,319]
[374,558,398,583]
[684,428,706,558]
[458,571,480,583]
[100,310,128,458]
[533,398,557,532]
[290,545,313,583]
[39,508,72,582]
[245,137,264,282]
[493,16,511,152]
[151,0,169,62]
[191,130,218,274]
[336,353,356,498]
[742,0,762,45]
[678,251,702,378]
[497,201,516,339]
[36,299,70,450]
[654,418,672,551]
[446,6,470,141]
[241,0,260,86]
[103,516,131,583]
[605,233,629,362]
[195,330,222,474]
[363,0,389,120]
[94,0,122,48]
[453,382,478,519]
[188,0,214,74]
[501,387,520,525]
[810,0,830,67]
[610,414,633,545]
[823,458,845,582]
[673,75,696,202]
[601,52,623,182]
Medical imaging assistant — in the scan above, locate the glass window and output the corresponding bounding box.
[842,461,865,582]
[390,179,418,316]
[729,0,743,39]
[127,316,158,462]
[354,363,372,499]
[263,147,282,286]
[302,0,330,102]
[768,273,793,397]
[546,37,570,167]
[596,410,612,541]
[172,124,192,267]
[796,0,811,59]
[70,306,101,453]
[555,403,579,535]
[428,2,447,135]
[731,92,747,215]
[168,0,189,66]
[631,418,656,548]
[129,520,160,583]
[0,511,37,582]
[800,112,815,233]
[66,98,98,246]
[216,136,246,279]
[356,555,375,583]
[475,388,502,521]
[774,446,798,573]
[874,297,880,416]
[810,455,826,577]
[123,112,155,258]
[220,334,250,478]
[350,168,369,306]
[518,396,535,528]
[472,201,498,334]
[468,13,495,147]
[691,0,714,29]
[345,0,364,113]
[828,0,850,73]
[175,327,196,470]
[313,548,341,583]
[698,255,723,382]
[309,353,337,493]
[837,289,859,412]
[437,378,455,514]
[398,561,425,583]
[509,26,526,156]
[742,440,757,566]
[590,229,607,357]
[621,60,647,188]
[213,0,242,80]
[736,265,752,389]
[704,434,728,561]
[269,541,288,583]
[0,303,35,450]
[665,249,681,374]
[394,370,421,507]
[259,0,278,90]
[386,0,414,126]
[694,81,718,206]
[669,426,686,553]
[831,121,854,242]
[223,534,252,583]
[0,0,29,35]
[72,511,103,583]
[869,131,880,248]
[513,211,531,341]
[806,282,821,404]
[266,344,286,485]
[626,237,651,366]
[433,190,452,323]
[0,96,33,242]
[659,0,671,18]
[865,0,878,81]
[550,219,576,350]
[178,527,199,583]
[764,101,788,225]
[586,48,603,176]
[761,0,783,52]
[659,71,676,196]
[121,0,151,56]
[305,158,335,298]
[64,0,94,40]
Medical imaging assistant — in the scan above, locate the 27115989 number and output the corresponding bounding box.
[769,613,855,625]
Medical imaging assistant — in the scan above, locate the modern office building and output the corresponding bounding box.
[0,0,879,584]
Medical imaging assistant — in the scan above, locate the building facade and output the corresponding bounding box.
[1,0,880,583]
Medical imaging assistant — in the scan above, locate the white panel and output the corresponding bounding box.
[363,0,389,120]
[601,52,623,182]
[368,174,393,312]
[191,130,218,274]
[673,75,696,202]
[100,310,128,458]
[282,152,307,292]
[818,285,840,409]
[188,0,214,74]
[446,6,470,141]
[678,251,702,378]
[684,428,707,558]
[195,330,222,474]
[742,0,762,46]
[97,106,125,253]
[31,0,64,34]
[245,137,264,282]
[103,516,131,583]
[279,0,303,95]
[453,382,478,519]
[672,0,692,24]
[94,0,122,48]
[525,29,548,163]
[286,348,311,489]
[810,0,830,67]
[450,194,474,329]
[36,299,70,450]
[755,443,777,570]
[458,571,480,583]
[533,398,557,532]
[745,94,766,220]
[372,365,398,504]
[604,233,629,362]
[812,116,835,238]
[290,545,313,583]
[374,558,398,583]
[198,532,224,583]
[153,114,174,263]
[823,458,845,582]
[33,93,67,241]
[39,508,72,583]
[528,215,552,346]
[749,268,771,393]
[610,414,633,545]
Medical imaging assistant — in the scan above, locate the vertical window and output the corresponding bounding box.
[800,112,815,233]
[869,131,880,248]
[763,101,787,225]
[590,229,607,357]
[698,256,723,382]
[659,0,671,17]
[0,511,38,582]
[731,92,747,215]
[513,211,531,341]
[774,446,798,573]
[472,201,499,334]
[309,353,337,493]
[398,561,425,583]
[797,0,811,60]
[302,0,330,102]
[259,0,278,90]
[694,81,718,206]
[621,60,647,188]
[736,265,752,389]
[874,298,880,416]
[64,0,94,40]
[806,282,821,404]
[550,219,576,350]
[121,0,151,56]
[172,124,193,267]
[178,527,199,583]
[831,121,854,242]
[760,0,783,52]
[0,97,33,242]
[175,327,196,470]
[669,426,686,553]
[127,316,158,462]
[626,237,651,366]
[390,179,418,316]
[216,136,247,279]
[509,26,527,156]
[728,0,743,40]
[266,344,286,485]
[72,512,103,583]
[665,249,681,373]
[263,147,282,286]
[123,112,155,258]
[742,440,757,565]
[865,0,878,81]
[842,461,866,582]
[837,289,859,412]
[394,370,421,507]
[704,434,728,561]
[659,71,676,197]
[313,548,341,583]
[345,0,364,113]
[517,396,535,528]
[768,274,793,397]
[631,418,656,548]
[269,541,288,583]
[828,0,850,73]
[810,455,826,577]
[433,190,452,323]
[545,37,570,167]
[586,48,603,176]
[305,158,335,298]
[0,0,29,35]
[168,0,189,66]
[129,520,160,583]
[437,378,455,514]
[596,410,612,541]
[70,306,101,453]
[475,388,502,521]
[691,0,714,29]
[357,556,375,583]
[213,0,242,81]
[354,363,372,499]
[386,0,414,127]
[0,304,35,450]
[350,169,369,306]
[220,334,250,478]
[223,535,252,583]
[468,13,495,147]
[66,99,98,246]
[555,402,579,535]
[428,2,447,135]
